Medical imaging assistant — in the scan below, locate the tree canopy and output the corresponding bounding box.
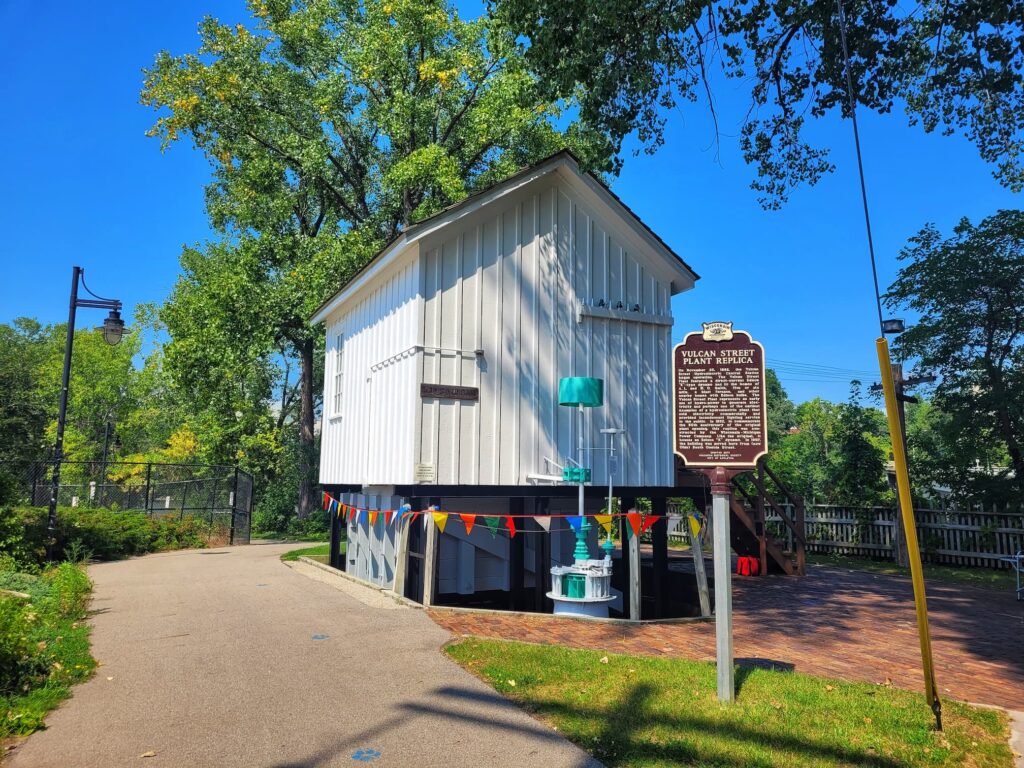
[491,0,1024,208]
[887,209,1024,503]
[141,0,615,517]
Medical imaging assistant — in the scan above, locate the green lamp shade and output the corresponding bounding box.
[558,377,603,407]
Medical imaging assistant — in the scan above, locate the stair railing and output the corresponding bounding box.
[749,463,806,576]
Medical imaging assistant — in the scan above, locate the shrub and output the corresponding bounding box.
[0,506,214,568]
[43,563,92,618]
[0,597,43,696]
[0,563,97,737]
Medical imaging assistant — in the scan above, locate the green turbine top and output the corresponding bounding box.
[558,377,604,408]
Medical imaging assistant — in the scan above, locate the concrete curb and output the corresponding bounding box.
[428,603,713,626]
[288,557,712,626]
[286,556,422,609]
[1008,709,1024,767]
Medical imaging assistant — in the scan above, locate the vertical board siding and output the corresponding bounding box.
[319,256,420,486]
[416,178,678,487]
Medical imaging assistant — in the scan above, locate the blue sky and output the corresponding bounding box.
[1,0,1019,403]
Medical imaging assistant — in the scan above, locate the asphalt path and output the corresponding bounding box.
[7,542,599,768]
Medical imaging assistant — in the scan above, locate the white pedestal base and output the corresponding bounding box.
[547,593,616,618]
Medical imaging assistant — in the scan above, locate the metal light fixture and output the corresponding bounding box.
[46,267,125,561]
[881,318,905,334]
[100,309,125,345]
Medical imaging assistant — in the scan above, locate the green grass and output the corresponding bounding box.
[446,638,1013,768]
[808,552,1020,591]
[0,564,97,738]
[280,542,344,562]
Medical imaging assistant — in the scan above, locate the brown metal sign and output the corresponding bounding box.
[420,383,479,401]
[673,323,768,469]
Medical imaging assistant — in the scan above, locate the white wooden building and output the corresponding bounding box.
[311,151,699,606]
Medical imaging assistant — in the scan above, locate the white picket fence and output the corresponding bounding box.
[766,505,1023,569]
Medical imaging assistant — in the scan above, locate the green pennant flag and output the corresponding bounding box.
[483,516,501,538]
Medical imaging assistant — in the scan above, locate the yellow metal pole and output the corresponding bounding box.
[876,337,942,730]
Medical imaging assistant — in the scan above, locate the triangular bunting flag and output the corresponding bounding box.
[639,515,660,534]
[506,516,517,538]
[483,516,500,538]
[432,511,448,533]
[567,515,584,532]
[410,511,421,526]
[594,514,613,535]
[384,509,394,527]
[534,516,551,532]
[460,513,476,534]
[625,511,643,538]
[323,492,330,510]
[369,510,378,526]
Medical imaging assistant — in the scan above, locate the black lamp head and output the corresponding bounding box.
[100,309,125,345]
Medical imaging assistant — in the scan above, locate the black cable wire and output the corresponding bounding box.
[835,0,886,336]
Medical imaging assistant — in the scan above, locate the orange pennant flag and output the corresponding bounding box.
[639,515,660,535]
[369,511,378,526]
[625,511,643,538]
[460,513,476,534]
[506,516,517,538]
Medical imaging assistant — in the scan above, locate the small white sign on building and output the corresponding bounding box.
[413,463,436,483]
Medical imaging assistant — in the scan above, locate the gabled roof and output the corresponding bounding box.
[310,150,699,325]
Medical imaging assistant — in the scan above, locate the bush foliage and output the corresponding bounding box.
[0,562,96,736]
[0,506,213,570]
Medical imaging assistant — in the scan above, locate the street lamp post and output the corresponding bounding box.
[47,266,125,561]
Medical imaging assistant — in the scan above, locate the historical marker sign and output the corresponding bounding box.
[673,322,768,468]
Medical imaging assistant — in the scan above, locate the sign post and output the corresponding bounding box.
[673,322,768,703]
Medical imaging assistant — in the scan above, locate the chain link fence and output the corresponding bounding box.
[1,461,253,545]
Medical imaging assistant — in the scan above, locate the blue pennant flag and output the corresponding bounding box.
[567,515,584,532]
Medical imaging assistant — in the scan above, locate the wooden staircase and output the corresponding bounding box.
[729,463,806,576]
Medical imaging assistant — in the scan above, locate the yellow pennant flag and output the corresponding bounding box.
[432,511,448,534]
[594,514,614,536]
[369,511,378,526]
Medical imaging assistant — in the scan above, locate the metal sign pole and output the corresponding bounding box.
[705,466,737,702]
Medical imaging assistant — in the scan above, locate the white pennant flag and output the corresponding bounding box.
[534,516,552,532]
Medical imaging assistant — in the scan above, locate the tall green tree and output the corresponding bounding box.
[888,209,1024,502]
[0,320,50,500]
[141,0,613,516]
[492,0,1024,207]
[765,368,796,446]
[829,382,889,505]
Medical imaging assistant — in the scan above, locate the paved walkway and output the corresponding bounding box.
[7,543,599,768]
[430,564,1024,710]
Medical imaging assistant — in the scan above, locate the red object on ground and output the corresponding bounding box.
[736,556,761,576]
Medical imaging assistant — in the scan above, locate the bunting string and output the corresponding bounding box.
[320,492,679,538]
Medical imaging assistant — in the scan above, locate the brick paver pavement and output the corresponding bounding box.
[429,564,1024,710]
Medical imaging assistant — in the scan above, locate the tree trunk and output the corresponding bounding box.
[297,337,316,519]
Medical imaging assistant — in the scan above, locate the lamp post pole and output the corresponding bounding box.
[47,268,82,561]
[46,266,124,562]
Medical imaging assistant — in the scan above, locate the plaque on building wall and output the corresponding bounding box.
[673,322,768,468]
[413,463,436,483]
[419,383,479,401]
